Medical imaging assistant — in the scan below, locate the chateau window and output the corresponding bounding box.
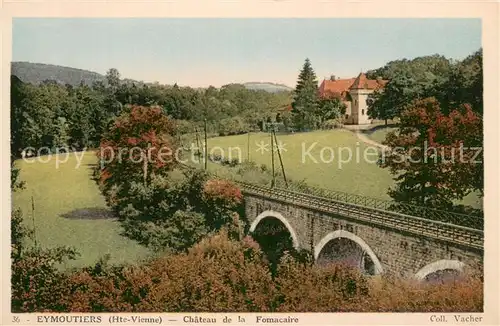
[354,99,357,106]
[345,114,349,119]
[362,109,365,115]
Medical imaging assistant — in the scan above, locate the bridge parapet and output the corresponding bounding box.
[237,181,483,251]
[272,182,483,229]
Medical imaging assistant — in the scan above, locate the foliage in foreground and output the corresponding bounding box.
[11,229,483,313]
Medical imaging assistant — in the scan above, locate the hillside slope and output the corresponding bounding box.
[242,82,293,93]
[11,62,106,86]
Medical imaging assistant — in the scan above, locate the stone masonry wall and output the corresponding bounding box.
[245,195,483,278]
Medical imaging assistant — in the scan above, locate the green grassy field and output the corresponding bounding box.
[193,129,395,199]
[366,127,398,144]
[12,151,151,269]
[192,129,482,208]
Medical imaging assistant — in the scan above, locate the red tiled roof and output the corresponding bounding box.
[319,78,357,97]
[277,74,388,112]
[350,73,387,90]
[319,73,388,98]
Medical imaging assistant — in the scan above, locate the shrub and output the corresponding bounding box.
[203,179,242,208]
[202,178,245,231]
[141,230,276,312]
[11,246,78,312]
[64,230,276,312]
[12,228,483,313]
[108,168,245,253]
[363,275,483,312]
[274,256,369,312]
[321,118,344,129]
[66,260,153,312]
[114,173,210,252]
[209,153,223,162]
[144,210,209,253]
[218,117,250,136]
[11,209,33,261]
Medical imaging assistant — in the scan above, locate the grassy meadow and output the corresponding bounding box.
[366,127,398,144]
[190,129,394,200]
[12,151,151,269]
[190,129,482,208]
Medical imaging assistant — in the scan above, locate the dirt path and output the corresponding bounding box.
[354,131,389,150]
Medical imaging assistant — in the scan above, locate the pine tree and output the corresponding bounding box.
[291,58,319,131]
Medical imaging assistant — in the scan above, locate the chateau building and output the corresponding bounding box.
[318,73,388,125]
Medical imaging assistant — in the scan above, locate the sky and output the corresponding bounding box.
[12,18,481,88]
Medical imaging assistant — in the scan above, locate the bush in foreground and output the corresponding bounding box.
[12,229,482,313]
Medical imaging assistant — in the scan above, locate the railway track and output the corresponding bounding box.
[237,181,483,250]
[178,163,483,250]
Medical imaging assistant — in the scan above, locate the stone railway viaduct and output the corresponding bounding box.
[239,182,484,280]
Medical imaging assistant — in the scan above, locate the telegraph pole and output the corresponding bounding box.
[270,124,275,188]
[194,127,201,157]
[247,132,250,162]
[204,119,208,170]
[273,128,288,188]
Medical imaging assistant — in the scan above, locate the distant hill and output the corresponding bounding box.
[11,62,107,86]
[243,82,293,93]
[11,62,295,92]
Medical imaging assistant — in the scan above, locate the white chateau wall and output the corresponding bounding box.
[351,89,373,125]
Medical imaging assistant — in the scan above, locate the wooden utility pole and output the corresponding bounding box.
[204,119,208,170]
[194,127,201,157]
[247,132,250,162]
[273,129,288,188]
[270,124,275,188]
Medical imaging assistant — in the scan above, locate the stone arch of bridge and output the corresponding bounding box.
[314,230,384,275]
[249,210,300,249]
[414,259,465,281]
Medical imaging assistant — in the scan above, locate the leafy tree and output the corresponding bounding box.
[366,54,452,82]
[380,97,482,209]
[52,117,70,149]
[291,58,319,130]
[110,166,244,253]
[105,68,121,89]
[366,51,482,123]
[318,96,345,123]
[64,85,102,149]
[440,49,483,115]
[98,105,178,202]
[367,70,422,123]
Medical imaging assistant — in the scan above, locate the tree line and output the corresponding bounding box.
[366,50,483,122]
[10,68,292,157]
